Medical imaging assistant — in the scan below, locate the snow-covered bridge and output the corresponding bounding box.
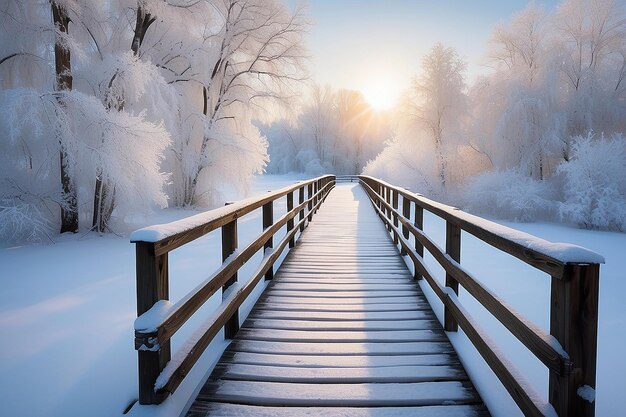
[130,176,602,417]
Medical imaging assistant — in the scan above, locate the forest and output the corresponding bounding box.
[1,0,625,245]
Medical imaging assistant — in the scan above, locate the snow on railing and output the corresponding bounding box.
[131,175,335,405]
[359,175,601,417]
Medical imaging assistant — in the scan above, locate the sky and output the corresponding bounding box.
[286,0,559,109]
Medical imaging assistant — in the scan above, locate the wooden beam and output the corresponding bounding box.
[263,201,273,280]
[287,192,295,248]
[136,242,170,405]
[549,264,599,417]
[445,222,460,332]
[222,219,238,339]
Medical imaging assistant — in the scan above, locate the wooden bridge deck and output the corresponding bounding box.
[186,184,489,417]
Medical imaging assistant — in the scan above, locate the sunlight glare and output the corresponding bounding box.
[361,79,400,111]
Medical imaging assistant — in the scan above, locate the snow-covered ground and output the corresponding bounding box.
[1,174,624,417]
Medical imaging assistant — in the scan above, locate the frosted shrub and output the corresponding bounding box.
[557,133,626,231]
[464,169,554,221]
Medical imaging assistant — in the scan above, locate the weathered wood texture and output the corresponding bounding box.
[187,184,488,417]
[359,176,601,417]
[133,176,334,405]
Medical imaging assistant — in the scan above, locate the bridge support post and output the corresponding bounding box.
[414,205,424,280]
[385,187,392,232]
[136,242,171,405]
[298,186,305,232]
[444,221,460,332]
[392,190,399,245]
[287,192,295,248]
[401,196,410,256]
[263,201,273,280]
[549,264,599,417]
[307,183,313,221]
[222,219,239,339]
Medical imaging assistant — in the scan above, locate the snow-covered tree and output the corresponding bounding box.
[262,84,391,176]
[557,132,626,230]
[365,43,467,198]
[172,0,309,206]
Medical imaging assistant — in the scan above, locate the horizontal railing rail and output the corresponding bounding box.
[335,174,359,183]
[358,175,603,417]
[130,175,335,405]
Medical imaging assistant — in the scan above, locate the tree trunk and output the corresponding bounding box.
[53,1,78,234]
[91,2,155,230]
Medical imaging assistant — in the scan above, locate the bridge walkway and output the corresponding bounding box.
[186,184,489,417]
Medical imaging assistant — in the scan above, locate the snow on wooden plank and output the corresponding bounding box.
[274,277,413,284]
[265,290,420,298]
[254,302,431,312]
[243,318,439,331]
[187,403,490,417]
[211,363,467,383]
[273,274,413,280]
[198,380,480,407]
[250,309,434,321]
[236,328,447,343]
[268,283,417,292]
[227,340,456,356]
[220,351,460,368]
[258,296,426,305]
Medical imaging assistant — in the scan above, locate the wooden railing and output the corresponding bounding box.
[359,175,603,417]
[335,174,358,183]
[130,175,335,404]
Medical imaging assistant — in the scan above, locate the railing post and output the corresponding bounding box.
[444,221,460,332]
[307,183,313,221]
[314,180,319,212]
[414,205,424,280]
[549,264,599,417]
[136,242,170,405]
[222,218,238,339]
[401,195,410,256]
[392,190,399,245]
[384,186,391,232]
[298,185,305,232]
[262,201,273,280]
[287,191,295,247]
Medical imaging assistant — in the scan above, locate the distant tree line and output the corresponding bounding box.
[260,85,392,176]
[364,0,626,231]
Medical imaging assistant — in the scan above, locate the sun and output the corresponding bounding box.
[361,79,400,111]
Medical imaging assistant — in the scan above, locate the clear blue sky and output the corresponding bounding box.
[286,0,559,108]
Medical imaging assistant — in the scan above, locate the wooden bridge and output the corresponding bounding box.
[131,175,602,417]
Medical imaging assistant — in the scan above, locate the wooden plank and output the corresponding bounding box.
[265,290,420,298]
[268,283,418,292]
[198,380,481,407]
[250,309,434,321]
[187,403,490,417]
[274,277,413,284]
[227,340,457,356]
[219,351,460,368]
[235,328,447,343]
[259,296,425,305]
[211,363,468,383]
[243,318,440,331]
[254,302,431,312]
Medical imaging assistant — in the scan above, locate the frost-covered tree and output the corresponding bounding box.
[406,43,466,190]
[365,43,467,198]
[170,0,309,206]
[557,132,626,230]
[555,0,626,141]
[262,84,391,176]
